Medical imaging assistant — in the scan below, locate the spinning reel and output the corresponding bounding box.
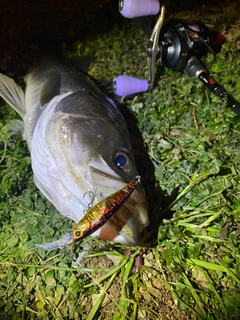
[113,0,240,117]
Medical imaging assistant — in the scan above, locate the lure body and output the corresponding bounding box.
[72,176,141,242]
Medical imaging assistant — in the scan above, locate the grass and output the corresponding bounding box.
[1,2,240,319]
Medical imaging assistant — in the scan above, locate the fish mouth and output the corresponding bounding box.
[89,158,149,246]
[99,188,149,246]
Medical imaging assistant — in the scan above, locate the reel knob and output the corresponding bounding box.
[119,0,160,18]
[113,75,148,96]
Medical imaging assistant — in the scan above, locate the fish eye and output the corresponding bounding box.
[114,150,133,171]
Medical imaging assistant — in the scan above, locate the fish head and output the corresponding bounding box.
[30,73,149,246]
[0,57,149,247]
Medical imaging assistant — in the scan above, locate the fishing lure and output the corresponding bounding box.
[35,176,141,250]
[72,175,141,242]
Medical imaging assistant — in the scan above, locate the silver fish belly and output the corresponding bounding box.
[0,57,149,246]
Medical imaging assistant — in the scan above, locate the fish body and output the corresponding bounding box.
[0,57,149,245]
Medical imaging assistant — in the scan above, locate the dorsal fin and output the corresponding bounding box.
[67,56,94,73]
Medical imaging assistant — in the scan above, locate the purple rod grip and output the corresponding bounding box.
[119,0,160,18]
[113,75,148,97]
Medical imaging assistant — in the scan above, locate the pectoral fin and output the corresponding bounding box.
[39,74,61,106]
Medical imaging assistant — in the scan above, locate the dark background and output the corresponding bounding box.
[0,0,234,74]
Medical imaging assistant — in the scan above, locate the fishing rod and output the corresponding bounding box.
[113,0,240,117]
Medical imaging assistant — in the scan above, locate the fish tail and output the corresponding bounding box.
[0,73,25,118]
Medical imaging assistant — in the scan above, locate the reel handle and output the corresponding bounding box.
[113,4,165,97]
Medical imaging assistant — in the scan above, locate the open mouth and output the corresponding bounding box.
[98,188,149,246]
[88,158,149,246]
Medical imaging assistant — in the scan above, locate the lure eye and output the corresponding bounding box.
[74,230,81,238]
[114,150,133,171]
